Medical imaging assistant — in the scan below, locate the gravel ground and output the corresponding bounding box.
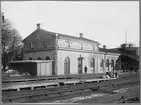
[43,73,140,103]
[40,79,139,103]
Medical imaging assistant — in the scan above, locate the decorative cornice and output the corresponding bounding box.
[23,47,55,53]
[58,47,104,54]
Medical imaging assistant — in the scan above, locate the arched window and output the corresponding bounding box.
[29,57,32,60]
[30,42,33,48]
[106,59,109,71]
[64,57,70,74]
[111,59,114,70]
[115,60,118,70]
[90,58,95,73]
[37,57,41,60]
[100,59,104,70]
[46,56,50,60]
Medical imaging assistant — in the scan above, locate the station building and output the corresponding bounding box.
[22,24,121,75]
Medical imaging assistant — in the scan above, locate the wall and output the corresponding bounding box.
[23,50,56,75]
[23,32,56,52]
[57,50,100,75]
[37,62,52,76]
[23,50,55,60]
[9,63,37,75]
[57,39,99,51]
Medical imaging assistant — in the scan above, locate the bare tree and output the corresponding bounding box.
[1,14,23,71]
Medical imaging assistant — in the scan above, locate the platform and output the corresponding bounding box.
[2,77,117,91]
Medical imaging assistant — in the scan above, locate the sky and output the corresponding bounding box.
[1,1,139,48]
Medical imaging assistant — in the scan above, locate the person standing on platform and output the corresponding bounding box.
[84,65,88,74]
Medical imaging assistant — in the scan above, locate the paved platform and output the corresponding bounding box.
[2,78,117,91]
[2,73,105,83]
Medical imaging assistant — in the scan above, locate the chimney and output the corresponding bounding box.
[80,33,83,38]
[37,23,40,29]
[103,45,106,49]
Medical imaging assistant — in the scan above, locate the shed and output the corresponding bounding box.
[9,60,53,76]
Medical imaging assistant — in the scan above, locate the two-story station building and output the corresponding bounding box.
[22,24,121,75]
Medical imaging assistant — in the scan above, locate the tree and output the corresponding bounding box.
[1,14,23,71]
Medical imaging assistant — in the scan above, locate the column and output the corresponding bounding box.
[104,54,106,73]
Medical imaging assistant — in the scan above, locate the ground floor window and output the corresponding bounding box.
[29,57,32,60]
[100,59,104,72]
[37,57,41,60]
[106,59,109,71]
[111,59,114,70]
[64,57,70,74]
[46,56,50,60]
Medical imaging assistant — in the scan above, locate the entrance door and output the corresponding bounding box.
[78,59,83,74]
[90,58,95,73]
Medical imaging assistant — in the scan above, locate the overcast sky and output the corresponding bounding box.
[1,1,139,48]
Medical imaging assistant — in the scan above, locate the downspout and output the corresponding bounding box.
[54,34,58,75]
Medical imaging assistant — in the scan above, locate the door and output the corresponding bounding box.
[90,58,95,73]
[78,59,83,74]
[40,63,45,75]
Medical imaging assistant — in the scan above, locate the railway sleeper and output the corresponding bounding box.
[24,89,92,103]
[3,80,132,98]
[3,80,138,102]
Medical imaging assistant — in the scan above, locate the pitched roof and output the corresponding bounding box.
[22,28,56,42]
[22,28,100,44]
[100,48,139,61]
[58,34,99,44]
[120,52,139,61]
[99,48,120,54]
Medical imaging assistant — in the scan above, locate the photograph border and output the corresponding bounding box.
[0,0,140,105]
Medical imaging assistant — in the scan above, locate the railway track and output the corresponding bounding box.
[2,74,139,103]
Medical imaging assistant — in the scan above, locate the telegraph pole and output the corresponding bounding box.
[125,30,127,44]
[2,12,5,23]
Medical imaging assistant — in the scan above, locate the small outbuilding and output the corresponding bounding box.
[9,60,53,76]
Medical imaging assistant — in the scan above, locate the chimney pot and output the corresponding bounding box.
[37,23,40,29]
[103,45,106,49]
[80,33,83,38]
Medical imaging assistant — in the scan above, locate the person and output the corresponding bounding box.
[84,65,87,74]
[115,72,119,78]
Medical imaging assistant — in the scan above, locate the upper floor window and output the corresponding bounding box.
[42,41,48,48]
[93,45,95,51]
[30,42,33,48]
[66,41,70,48]
[81,44,83,49]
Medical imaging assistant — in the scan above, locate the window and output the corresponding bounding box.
[37,57,41,60]
[81,44,83,49]
[100,59,104,67]
[111,59,114,70]
[29,57,32,60]
[66,41,70,48]
[93,45,95,51]
[46,56,50,60]
[30,42,33,48]
[100,59,104,68]
[43,41,48,48]
[90,58,95,67]
[64,57,70,74]
[106,59,109,71]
